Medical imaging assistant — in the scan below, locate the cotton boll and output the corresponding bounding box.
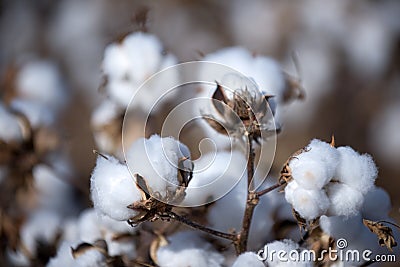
[335,146,377,195]
[47,241,76,267]
[104,232,136,259]
[77,209,103,243]
[90,155,142,221]
[20,210,61,255]
[284,180,299,205]
[289,156,330,190]
[156,231,224,267]
[362,186,391,220]
[16,60,66,112]
[182,150,247,206]
[319,215,364,242]
[33,164,74,213]
[232,252,265,267]
[305,139,340,176]
[11,99,55,128]
[102,43,131,80]
[126,135,190,200]
[291,187,330,220]
[262,239,311,266]
[98,214,136,234]
[326,183,364,217]
[0,103,23,142]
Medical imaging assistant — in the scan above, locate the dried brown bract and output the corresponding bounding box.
[363,219,398,251]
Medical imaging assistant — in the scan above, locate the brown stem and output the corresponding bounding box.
[236,135,258,254]
[160,211,237,241]
[256,181,286,197]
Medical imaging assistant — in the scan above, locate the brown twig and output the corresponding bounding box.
[160,211,237,241]
[236,135,258,254]
[256,181,286,197]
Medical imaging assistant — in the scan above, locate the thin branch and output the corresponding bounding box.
[256,181,286,197]
[160,211,237,241]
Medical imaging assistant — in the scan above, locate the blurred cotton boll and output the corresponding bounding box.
[102,32,180,112]
[232,252,265,267]
[156,231,224,267]
[90,155,142,221]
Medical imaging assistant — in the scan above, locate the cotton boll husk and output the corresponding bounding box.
[11,99,55,128]
[126,135,190,200]
[0,103,23,142]
[16,60,66,112]
[232,252,265,267]
[291,186,330,220]
[156,231,224,267]
[20,209,61,255]
[90,155,141,221]
[361,186,391,220]
[335,146,377,194]
[326,182,364,217]
[289,156,331,190]
[182,150,247,206]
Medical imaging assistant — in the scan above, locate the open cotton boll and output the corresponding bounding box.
[305,139,340,176]
[326,183,364,217]
[156,231,224,267]
[289,155,331,190]
[0,103,23,142]
[16,60,66,111]
[362,186,391,220]
[20,210,61,255]
[335,146,377,194]
[102,43,131,80]
[104,232,136,259]
[77,209,103,243]
[90,155,142,221]
[182,150,247,206]
[232,252,265,267]
[47,241,76,267]
[291,186,330,220]
[11,99,55,128]
[262,239,312,267]
[126,135,190,199]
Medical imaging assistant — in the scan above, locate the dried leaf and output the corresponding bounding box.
[363,219,398,251]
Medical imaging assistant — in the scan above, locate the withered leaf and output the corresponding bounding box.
[363,219,397,251]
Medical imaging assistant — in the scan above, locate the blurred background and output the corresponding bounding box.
[1,0,399,259]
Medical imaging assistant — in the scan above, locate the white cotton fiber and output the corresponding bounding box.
[326,183,364,217]
[102,43,131,80]
[291,186,330,220]
[47,241,76,267]
[305,139,340,176]
[289,155,331,190]
[75,248,107,267]
[362,186,391,220]
[232,252,265,267]
[182,150,247,206]
[262,239,312,266]
[16,60,66,111]
[335,146,377,194]
[126,135,190,200]
[77,209,103,243]
[156,231,224,267]
[91,99,121,127]
[0,103,23,142]
[90,155,142,221]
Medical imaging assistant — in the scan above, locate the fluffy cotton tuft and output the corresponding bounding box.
[102,32,179,111]
[90,155,142,221]
[232,252,265,267]
[156,231,224,267]
[0,103,23,142]
[335,146,378,194]
[326,183,364,217]
[290,186,330,220]
[289,156,330,190]
[262,239,311,266]
[126,135,190,200]
[16,60,66,112]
